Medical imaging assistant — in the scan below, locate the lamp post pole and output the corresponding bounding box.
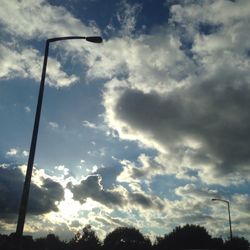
[16,36,102,239]
[212,198,233,241]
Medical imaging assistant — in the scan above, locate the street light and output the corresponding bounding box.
[212,198,233,241]
[16,36,102,239]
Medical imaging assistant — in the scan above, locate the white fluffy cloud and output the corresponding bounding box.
[0,0,100,87]
[6,147,30,159]
[6,148,18,156]
[0,41,79,87]
[48,121,59,129]
[0,0,98,39]
[116,0,142,36]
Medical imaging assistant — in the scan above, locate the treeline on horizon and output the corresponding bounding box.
[0,224,249,250]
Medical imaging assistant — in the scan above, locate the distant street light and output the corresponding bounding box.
[212,198,233,241]
[16,36,102,239]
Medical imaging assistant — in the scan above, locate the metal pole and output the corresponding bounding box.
[16,40,49,238]
[15,36,102,241]
[212,198,233,241]
[227,201,233,241]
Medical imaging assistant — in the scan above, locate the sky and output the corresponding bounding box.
[0,0,250,241]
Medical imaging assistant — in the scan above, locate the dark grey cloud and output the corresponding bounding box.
[28,177,64,214]
[68,175,166,211]
[115,70,250,176]
[0,164,64,223]
[129,192,154,208]
[128,191,165,210]
[68,175,124,207]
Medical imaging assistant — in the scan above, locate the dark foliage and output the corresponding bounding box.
[155,224,213,249]
[68,224,101,250]
[223,237,250,250]
[0,233,35,250]
[211,237,224,249]
[103,226,151,250]
[34,234,67,250]
[0,224,249,250]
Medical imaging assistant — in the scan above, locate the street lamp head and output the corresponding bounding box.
[86,36,103,43]
[212,198,229,204]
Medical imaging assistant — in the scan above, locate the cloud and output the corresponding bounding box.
[111,75,250,183]
[129,192,163,210]
[0,0,100,87]
[29,177,64,214]
[6,148,30,159]
[1,0,250,185]
[24,106,31,113]
[95,0,250,186]
[116,0,142,36]
[231,194,250,238]
[94,165,123,189]
[95,215,129,228]
[0,164,64,223]
[82,120,98,129]
[233,194,250,215]
[0,43,79,87]
[175,184,218,201]
[0,0,98,39]
[49,121,59,129]
[117,154,165,183]
[6,148,18,156]
[22,150,29,157]
[67,173,166,213]
[68,175,125,207]
[55,165,70,176]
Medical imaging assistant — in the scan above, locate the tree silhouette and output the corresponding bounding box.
[211,237,224,250]
[0,223,249,249]
[0,233,35,250]
[223,237,250,250]
[155,224,212,250]
[69,225,101,250]
[34,234,66,250]
[103,227,151,250]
